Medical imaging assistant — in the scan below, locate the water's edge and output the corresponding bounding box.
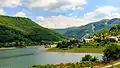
[0,46,103,68]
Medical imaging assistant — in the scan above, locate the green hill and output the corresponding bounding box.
[109,24,120,35]
[55,18,120,39]
[95,24,120,36]
[0,15,65,44]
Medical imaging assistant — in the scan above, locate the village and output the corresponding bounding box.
[83,35,120,43]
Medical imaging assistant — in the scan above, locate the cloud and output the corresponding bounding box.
[15,12,27,17]
[40,6,120,28]
[40,15,88,28]
[40,22,56,28]
[21,0,87,12]
[0,8,5,15]
[83,6,120,22]
[72,6,84,11]
[68,13,72,16]
[0,0,21,7]
[36,16,45,21]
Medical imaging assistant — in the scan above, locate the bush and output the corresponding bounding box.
[93,60,102,65]
[103,44,120,62]
[82,55,98,62]
[90,56,98,62]
[78,43,82,48]
[32,65,37,67]
[82,55,92,61]
[80,61,91,67]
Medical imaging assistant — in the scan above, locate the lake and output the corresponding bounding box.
[0,46,103,68]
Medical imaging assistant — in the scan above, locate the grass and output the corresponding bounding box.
[44,47,105,53]
[114,64,120,68]
[30,61,102,68]
[30,60,120,68]
[107,64,120,68]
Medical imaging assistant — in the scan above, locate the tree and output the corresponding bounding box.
[90,56,98,62]
[56,42,62,48]
[82,55,92,61]
[103,44,120,62]
[82,55,98,62]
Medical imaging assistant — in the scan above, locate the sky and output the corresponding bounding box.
[0,0,120,29]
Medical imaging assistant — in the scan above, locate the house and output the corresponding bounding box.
[117,35,120,38]
[108,36,118,41]
[83,38,94,43]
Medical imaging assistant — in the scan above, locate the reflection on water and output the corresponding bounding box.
[0,53,36,60]
[0,46,103,68]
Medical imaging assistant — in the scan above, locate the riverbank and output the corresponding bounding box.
[42,47,105,54]
[30,60,120,68]
[0,47,16,50]
[30,61,102,68]
[0,46,40,50]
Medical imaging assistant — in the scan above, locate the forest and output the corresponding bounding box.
[0,15,66,47]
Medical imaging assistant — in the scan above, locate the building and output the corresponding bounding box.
[83,38,94,43]
[108,36,118,41]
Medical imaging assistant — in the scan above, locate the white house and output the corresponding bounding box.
[108,36,118,41]
[83,38,94,43]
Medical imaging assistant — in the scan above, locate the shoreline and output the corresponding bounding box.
[0,46,39,50]
[41,48,104,54]
[31,60,120,68]
[0,47,16,50]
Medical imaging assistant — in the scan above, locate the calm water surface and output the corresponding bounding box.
[0,46,103,68]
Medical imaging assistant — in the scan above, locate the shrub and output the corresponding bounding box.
[80,61,91,67]
[82,55,92,61]
[82,55,98,62]
[103,44,120,62]
[90,56,98,62]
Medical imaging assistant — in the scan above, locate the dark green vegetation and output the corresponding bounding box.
[56,40,79,48]
[54,28,69,34]
[0,15,65,47]
[55,18,120,39]
[30,55,101,68]
[82,54,98,62]
[51,23,120,53]
[50,37,117,53]
[95,24,120,36]
[46,47,104,53]
[46,39,108,53]
[30,61,102,68]
[31,19,120,68]
[103,44,120,63]
[31,43,120,68]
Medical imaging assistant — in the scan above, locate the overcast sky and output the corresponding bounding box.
[0,0,120,28]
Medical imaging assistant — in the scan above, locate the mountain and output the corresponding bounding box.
[55,27,78,34]
[95,24,120,36]
[55,18,120,39]
[109,24,120,36]
[55,29,68,34]
[0,15,65,43]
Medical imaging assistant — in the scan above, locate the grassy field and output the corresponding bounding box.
[114,64,120,68]
[43,47,105,53]
[30,60,120,68]
[43,42,120,54]
[30,61,103,68]
[107,64,120,68]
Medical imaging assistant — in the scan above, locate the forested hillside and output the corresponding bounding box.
[95,24,120,36]
[56,18,120,39]
[0,15,66,47]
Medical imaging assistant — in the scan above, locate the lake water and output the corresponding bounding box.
[0,46,103,68]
